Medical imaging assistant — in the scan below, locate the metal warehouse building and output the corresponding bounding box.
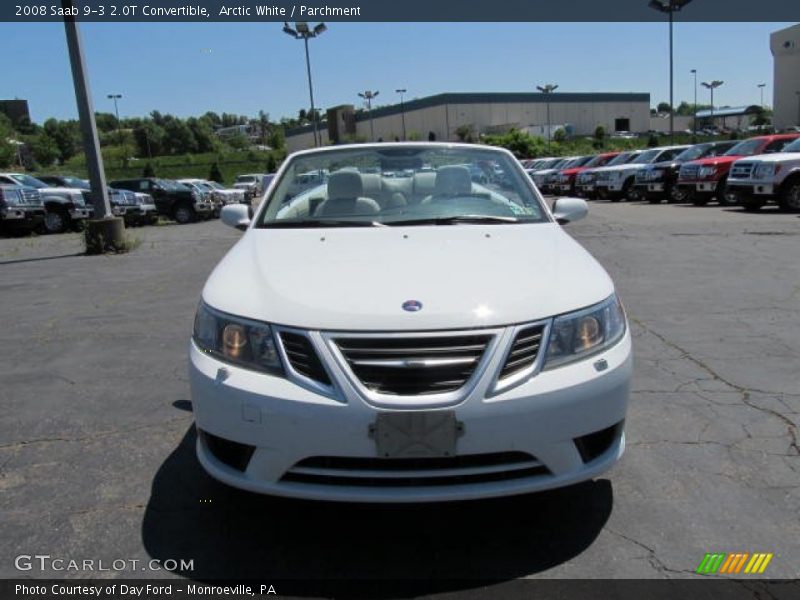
[285,92,651,152]
[771,24,800,131]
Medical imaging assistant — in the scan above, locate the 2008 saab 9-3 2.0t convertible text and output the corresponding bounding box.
[189,142,632,502]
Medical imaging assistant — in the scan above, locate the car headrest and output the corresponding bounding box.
[434,166,472,195]
[327,171,363,199]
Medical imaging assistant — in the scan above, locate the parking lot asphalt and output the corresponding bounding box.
[1,202,798,584]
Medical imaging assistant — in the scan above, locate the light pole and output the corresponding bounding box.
[690,69,697,136]
[702,80,724,130]
[358,90,379,142]
[536,83,558,152]
[757,83,766,108]
[396,88,407,141]
[648,0,694,145]
[283,21,326,147]
[107,93,122,145]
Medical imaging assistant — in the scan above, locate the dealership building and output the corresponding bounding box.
[285,92,651,152]
[771,23,800,131]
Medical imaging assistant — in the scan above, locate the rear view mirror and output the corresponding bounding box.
[552,197,588,225]
[221,204,251,231]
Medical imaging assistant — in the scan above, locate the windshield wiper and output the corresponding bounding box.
[263,219,386,228]
[387,215,520,226]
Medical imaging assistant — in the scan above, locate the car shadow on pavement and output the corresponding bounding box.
[142,424,613,592]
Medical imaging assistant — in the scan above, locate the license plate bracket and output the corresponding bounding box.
[372,411,462,458]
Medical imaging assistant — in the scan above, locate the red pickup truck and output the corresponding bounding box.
[554,152,620,196]
[676,134,800,206]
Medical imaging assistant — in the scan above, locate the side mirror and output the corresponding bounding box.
[221,204,251,231]
[552,197,588,225]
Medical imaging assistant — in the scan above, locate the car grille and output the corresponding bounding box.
[279,332,331,385]
[335,334,492,396]
[281,452,550,487]
[20,188,42,206]
[679,165,699,181]
[729,162,755,180]
[498,325,545,380]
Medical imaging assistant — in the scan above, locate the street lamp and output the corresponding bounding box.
[690,69,697,136]
[648,0,694,144]
[283,21,327,147]
[107,93,122,145]
[358,90,379,142]
[757,83,766,108]
[536,83,558,152]
[396,88,407,141]
[701,80,724,129]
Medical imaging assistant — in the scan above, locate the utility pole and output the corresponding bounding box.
[358,90,379,142]
[107,93,122,145]
[396,88,407,141]
[702,80,724,129]
[536,83,558,153]
[691,69,697,136]
[61,0,125,253]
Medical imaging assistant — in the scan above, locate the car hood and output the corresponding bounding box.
[41,186,83,195]
[593,164,643,174]
[202,224,615,331]
[735,152,800,164]
[686,156,739,167]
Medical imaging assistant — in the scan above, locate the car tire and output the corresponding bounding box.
[669,185,688,204]
[622,179,637,202]
[718,182,740,207]
[778,181,800,212]
[742,196,765,212]
[173,203,196,224]
[43,208,69,234]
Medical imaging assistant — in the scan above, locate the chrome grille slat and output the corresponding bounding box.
[335,333,492,396]
[279,331,331,385]
[498,325,546,380]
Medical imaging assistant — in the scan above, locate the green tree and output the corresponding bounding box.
[186,117,218,153]
[0,115,16,167]
[142,162,156,177]
[162,117,197,154]
[94,112,118,133]
[31,133,60,166]
[265,154,277,173]
[208,162,224,183]
[268,127,285,151]
[43,118,81,162]
[553,128,567,143]
[647,133,660,147]
[226,132,250,150]
[657,102,672,113]
[133,121,166,158]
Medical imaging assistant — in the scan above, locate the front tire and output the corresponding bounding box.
[670,185,689,204]
[778,181,800,212]
[43,208,68,234]
[173,203,196,224]
[718,181,740,207]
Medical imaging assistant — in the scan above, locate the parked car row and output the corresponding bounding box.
[0,173,253,236]
[524,132,800,211]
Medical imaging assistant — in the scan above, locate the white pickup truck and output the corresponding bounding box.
[726,137,800,211]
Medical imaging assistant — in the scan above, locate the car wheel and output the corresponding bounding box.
[173,203,196,224]
[778,181,800,212]
[669,185,688,203]
[621,179,637,202]
[742,196,765,212]
[43,208,68,234]
[718,183,740,207]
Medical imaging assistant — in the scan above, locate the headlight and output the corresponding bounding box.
[193,302,282,375]
[698,166,717,178]
[754,163,779,178]
[544,294,626,369]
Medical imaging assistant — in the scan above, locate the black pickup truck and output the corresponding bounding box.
[109,177,213,224]
[634,140,738,204]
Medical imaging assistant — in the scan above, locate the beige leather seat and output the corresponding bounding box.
[422,166,473,203]
[315,171,380,217]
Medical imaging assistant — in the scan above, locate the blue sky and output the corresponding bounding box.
[0,21,793,123]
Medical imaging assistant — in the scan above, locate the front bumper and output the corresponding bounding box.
[596,181,624,193]
[634,181,665,193]
[189,328,632,503]
[726,181,777,197]
[69,207,91,220]
[678,180,720,194]
[1,207,45,228]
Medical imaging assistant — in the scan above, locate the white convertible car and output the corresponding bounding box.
[189,142,632,502]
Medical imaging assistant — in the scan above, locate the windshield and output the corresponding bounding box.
[237,176,256,183]
[10,174,48,188]
[631,150,660,164]
[156,178,190,191]
[675,144,713,162]
[206,181,225,190]
[565,156,593,168]
[256,145,549,228]
[605,152,634,166]
[780,138,800,153]
[63,176,90,189]
[584,154,616,168]
[724,139,764,156]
